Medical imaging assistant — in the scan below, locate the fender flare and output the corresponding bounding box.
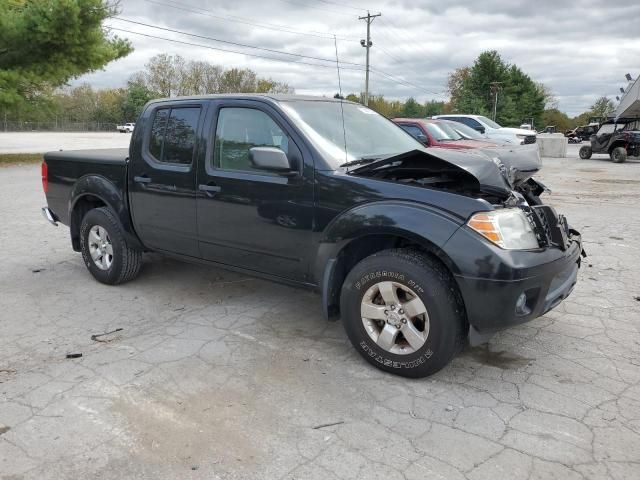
[315,201,465,319]
[68,174,144,251]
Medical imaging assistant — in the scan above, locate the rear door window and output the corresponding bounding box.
[148,107,201,165]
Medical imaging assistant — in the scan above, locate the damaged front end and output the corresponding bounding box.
[348,147,583,254]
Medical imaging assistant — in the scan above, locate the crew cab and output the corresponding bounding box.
[433,114,537,145]
[117,122,136,133]
[579,118,640,163]
[41,95,582,378]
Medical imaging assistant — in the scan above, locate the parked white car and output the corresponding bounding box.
[116,123,136,133]
[432,114,536,145]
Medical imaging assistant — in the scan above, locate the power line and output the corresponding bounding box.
[113,18,363,67]
[109,21,444,98]
[140,0,358,41]
[107,26,366,72]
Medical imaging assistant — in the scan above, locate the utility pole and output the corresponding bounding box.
[490,81,502,121]
[359,11,381,106]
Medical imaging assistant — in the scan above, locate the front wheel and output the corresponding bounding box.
[579,146,592,159]
[340,249,465,378]
[80,207,142,285]
[610,146,627,163]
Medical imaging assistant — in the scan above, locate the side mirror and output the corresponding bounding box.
[249,146,292,172]
[475,126,485,134]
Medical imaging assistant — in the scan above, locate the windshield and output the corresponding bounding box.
[450,121,484,139]
[477,116,502,129]
[424,122,463,141]
[279,100,421,168]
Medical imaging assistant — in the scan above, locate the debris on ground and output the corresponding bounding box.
[90,328,123,342]
[0,426,10,435]
[31,268,45,273]
[312,421,345,430]
[65,353,82,359]
[634,296,640,302]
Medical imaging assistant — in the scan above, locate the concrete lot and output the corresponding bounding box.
[0,132,130,154]
[1,143,640,479]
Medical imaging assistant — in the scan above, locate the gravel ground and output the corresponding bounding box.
[1,147,639,479]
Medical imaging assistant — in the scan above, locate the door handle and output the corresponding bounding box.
[199,184,221,197]
[134,175,151,184]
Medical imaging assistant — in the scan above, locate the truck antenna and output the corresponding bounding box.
[334,35,348,164]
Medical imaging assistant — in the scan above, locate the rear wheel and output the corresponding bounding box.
[80,207,142,285]
[579,146,592,159]
[340,249,465,378]
[610,146,627,163]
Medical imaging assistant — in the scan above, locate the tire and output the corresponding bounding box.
[340,248,465,378]
[610,146,627,163]
[579,146,592,159]
[80,207,142,285]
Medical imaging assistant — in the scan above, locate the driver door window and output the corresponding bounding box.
[214,107,289,174]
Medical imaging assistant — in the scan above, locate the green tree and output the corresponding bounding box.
[122,76,157,122]
[541,108,572,132]
[402,98,424,118]
[446,67,470,107]
[424,100,446,116]
[450,50,545,127]
[0,0,132,109]
[589,96,615,119]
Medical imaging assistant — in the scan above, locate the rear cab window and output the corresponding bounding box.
[147,106,202,165]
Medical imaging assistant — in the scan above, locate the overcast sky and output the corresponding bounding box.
[76,0,640,116]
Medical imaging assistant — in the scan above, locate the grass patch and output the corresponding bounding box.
[0,153,43,166]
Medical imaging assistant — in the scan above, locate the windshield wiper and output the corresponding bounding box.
[339,157,381,168]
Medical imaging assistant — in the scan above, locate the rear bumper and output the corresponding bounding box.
[41,207,59,226]
[445,227,582,341]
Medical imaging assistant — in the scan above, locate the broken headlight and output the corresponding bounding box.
[467,208,539,250]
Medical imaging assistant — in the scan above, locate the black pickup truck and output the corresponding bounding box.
[41,94,582,377]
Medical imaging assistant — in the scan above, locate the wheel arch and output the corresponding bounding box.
[608,141,627,154]
[69,175,143,252]
[316,202,466,321]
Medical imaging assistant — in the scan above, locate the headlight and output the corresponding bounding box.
[467,209,539,249]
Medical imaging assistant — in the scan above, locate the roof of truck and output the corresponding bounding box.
[149,94,355,104]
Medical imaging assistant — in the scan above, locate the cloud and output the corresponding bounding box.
[74,0,640,116]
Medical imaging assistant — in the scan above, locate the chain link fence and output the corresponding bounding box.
[2,121,119,132]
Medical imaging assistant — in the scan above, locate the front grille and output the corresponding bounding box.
[524,135,537,144]
[530,205,569,250]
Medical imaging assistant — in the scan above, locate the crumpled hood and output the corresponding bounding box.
[350,145,541,191]
[476,144,542,187]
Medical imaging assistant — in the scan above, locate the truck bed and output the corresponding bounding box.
[44,148,129,164]
[43,148,129,227]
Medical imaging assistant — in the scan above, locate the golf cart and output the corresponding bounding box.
[579,118,640,163]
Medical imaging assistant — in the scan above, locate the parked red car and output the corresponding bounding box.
[393,118,493,150]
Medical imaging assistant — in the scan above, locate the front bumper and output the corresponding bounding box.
[444,225,582,343]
